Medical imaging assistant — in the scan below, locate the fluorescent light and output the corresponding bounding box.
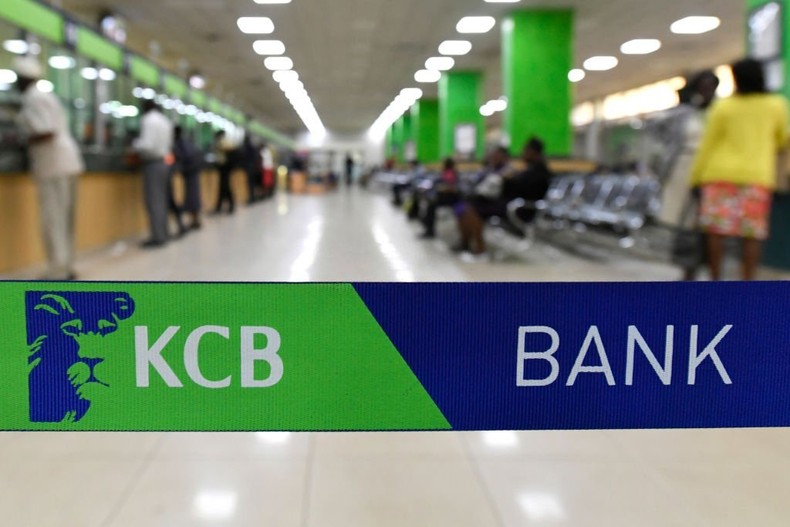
[425,57,455,71]
[414,69,441,83]
[237,17,275,34]
[671,16,721,35]
[99,68,116,81]
[583,56,619,71]
[48,56,76,70]
[620,38,662,55]
[253,40,286,55]
[37,80,54,93]
[80,67,99,80]
[488,98,507,112]
[480,104,495,117]
[0,69,18,84]
[273,70,299,83]
[457,16,496,34]
[264,57,294,71]
[568,68,586,82]
[439,40,472,56]
[3,39,29,55]
[400,87,423,100]
[280,80,304,92]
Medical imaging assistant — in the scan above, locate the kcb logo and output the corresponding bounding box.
[26,292,136,423]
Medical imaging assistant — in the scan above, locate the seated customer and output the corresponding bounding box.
[420,157,460,239]
[392,159,424,206]
[457,138,553,255]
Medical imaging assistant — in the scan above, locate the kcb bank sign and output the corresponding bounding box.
[2,282,790,431]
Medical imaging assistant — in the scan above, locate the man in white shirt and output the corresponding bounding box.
[133,100,174,248]
[14,57,85,280]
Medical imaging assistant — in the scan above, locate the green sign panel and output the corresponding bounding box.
[76,28,123,69]
[3,282,448,432]
[0,0,64,44]
[130,56,160,88]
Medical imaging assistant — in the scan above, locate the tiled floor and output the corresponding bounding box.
[3,189,790,526]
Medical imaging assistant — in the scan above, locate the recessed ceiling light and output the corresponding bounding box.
[253,40,286,55]
[273,70,299,83]
[237,17,275,34]
[425,56,455,71]
[264,56,293,71]
[99,68,116,81]
[2,39,29,55]
[671,16,721,35]
[81,67,99,80]
[583,56,619,71]
[568,68,586,82]
[620,38,662,55]
[415,69,442,83]
[37,79,54,93]
[457,16,497,34]
[439,40,472,56]
[480,104,495,117]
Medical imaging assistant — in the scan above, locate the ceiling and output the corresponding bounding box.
[57,0,746,137]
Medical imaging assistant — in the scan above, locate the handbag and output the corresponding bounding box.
[670,190,705,268]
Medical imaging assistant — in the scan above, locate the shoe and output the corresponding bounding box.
[460,251,489,264]
[141,240,167,249]
[450,243,469,253]
[189,222,203,231]
[419,232,436,240]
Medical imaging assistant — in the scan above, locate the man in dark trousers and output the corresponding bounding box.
[213,130,236,214]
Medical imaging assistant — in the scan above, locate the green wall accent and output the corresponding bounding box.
[385,127,393,159]
[164,74,188,99]
[439,71,484,160]
[76,28,123,69]
[0,0,63,43]
[412,99,440,164]
[503,10,574,157]
[130,56,160,88]
[746,0,790,99]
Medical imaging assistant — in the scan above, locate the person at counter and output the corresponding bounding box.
[14,57,85,281]
[134,100,174,249]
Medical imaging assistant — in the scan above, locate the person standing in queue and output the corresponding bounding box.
[134,99,174,249]
[173,125,203,230]
[14,57,85,280]
[261,142,276,199]
[691,58,790,280]
[213,130,236,214]
[241,134,261,205]
[345,153,355,188]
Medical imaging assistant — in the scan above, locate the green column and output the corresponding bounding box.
[385,126,394,159]
[746,0,790,269]
[439,71,484,161]
[392,116,405,162]
[503,9,574,157]
[399,113,414,163]
[411,99,440,164]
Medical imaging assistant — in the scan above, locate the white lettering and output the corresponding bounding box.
[135,326,183,388]
[241,327,283,388]
[184,326,232,389]
[688,325,733,385]
[626,326,674,386]
[517,326,560,387]
[566,326,616,386]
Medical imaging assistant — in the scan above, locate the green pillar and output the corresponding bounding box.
[385,126,394,159]
[399,113,414,163]
[392,115,405,162]
[411,99,440,164]
[503,9,574,157]
[439,71,484,161]
[746,0,790,269]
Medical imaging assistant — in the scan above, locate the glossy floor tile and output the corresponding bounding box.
[3,190,790,526]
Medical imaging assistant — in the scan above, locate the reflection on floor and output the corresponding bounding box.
[3,190,789,526]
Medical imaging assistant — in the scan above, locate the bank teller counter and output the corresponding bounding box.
[0,149,254,275]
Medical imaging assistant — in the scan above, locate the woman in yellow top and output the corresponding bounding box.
[691,59,790,281]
